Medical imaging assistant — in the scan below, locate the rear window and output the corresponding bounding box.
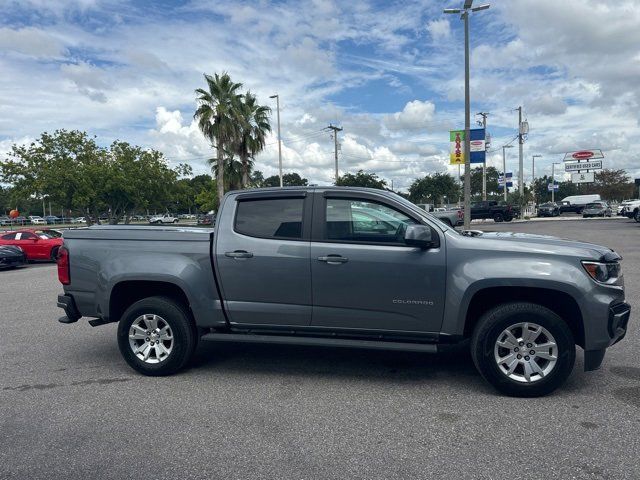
[235,198,303,239]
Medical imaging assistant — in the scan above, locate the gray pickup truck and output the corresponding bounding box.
[56,187,630,396]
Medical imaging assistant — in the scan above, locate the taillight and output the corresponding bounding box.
[57,245,70,285]
[457,210,464,219]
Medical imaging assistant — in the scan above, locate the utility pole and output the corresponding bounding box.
[444,1,490,230]
[476,111,489,200]
[327,124,343,184]
[532,154,542,204]
[502,144,513,201]
[269,94,283,187]
[517,106,524,195]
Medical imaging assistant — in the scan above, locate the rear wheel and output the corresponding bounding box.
[50,246,59,262]
[493,213,503,222]
[471,302,575,397]
[117,296,197,376]
[634,209,640,223]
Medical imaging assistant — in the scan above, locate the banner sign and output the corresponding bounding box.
[565,160,602,172]
[449,128,486,165]
[547,183,559,191]
[562,149,604,161]
[571,172,595,184]
[498,172,513,189]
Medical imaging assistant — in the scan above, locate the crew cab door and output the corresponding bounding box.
[310,192,446,333]
[214,191,312,326]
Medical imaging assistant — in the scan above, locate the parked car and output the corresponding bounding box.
[56,186,630,397]
[558,194,601,214]
[0,229,63,261]
[470,200,518,222]
[197,214,215,226]
[416,204,463,227]
[71,217,86,224]
[149,214,178,224]
[0,245,26,269]
[44,215,61,225]
[29,215,46,225]
[0,216,12,226]
[537,202,560,217]
[582,202,612,218]
[619,199,640,222]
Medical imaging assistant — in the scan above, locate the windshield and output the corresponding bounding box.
[585,203,602,208]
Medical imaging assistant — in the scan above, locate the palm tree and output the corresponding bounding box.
[235,92,271,188]
[194,72,243,204]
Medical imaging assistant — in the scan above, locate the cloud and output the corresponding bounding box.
[426,19,450,40]
[384,100,436,131]
[0,27,66,58]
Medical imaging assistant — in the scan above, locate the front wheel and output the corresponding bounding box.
[117,296,197,376]
[471,302,575,397]
[493,213,503,223]
[634,210,640,223]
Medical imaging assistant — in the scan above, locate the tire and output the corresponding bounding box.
[470,302,575,397]
[493,213,503,223]
[174,219,179,224]
[117,296,197,376]
[504,215,513,222]
[634,209,640,223]
[50,246,59,262]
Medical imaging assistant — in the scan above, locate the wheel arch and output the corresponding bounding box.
[462,286,585,348]
[109,280,192,325]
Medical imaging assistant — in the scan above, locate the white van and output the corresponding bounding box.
[559,194,601,213]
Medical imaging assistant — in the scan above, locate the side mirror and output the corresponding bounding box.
[404,224,437,249]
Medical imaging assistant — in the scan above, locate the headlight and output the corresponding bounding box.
[582,261,621,284]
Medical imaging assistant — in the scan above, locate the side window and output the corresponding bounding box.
[20,232,37,240]
[2,233,16,240]
[325,198,416,243]
[235,198,304,239]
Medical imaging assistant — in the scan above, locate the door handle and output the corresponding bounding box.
[225,250,254,259]
[317,255,348,264]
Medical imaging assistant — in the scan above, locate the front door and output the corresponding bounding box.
[310,194,446,333]
[215,192,312,327]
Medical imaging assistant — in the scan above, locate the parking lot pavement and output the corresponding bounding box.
[1,219,639,480]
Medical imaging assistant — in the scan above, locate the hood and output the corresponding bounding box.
[465,231,617,261]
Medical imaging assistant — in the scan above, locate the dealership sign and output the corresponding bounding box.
[571,172,595,184]
[565,160,602,172]
[562,149,604,161]
[547,183,559,191]
[449,128,486,165]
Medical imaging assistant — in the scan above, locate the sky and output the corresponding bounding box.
[1,0,639,191]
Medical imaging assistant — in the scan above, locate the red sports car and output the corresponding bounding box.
[0,229,63,261]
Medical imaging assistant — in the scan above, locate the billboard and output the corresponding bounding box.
[498,172,513,189]
[449,128,486,165]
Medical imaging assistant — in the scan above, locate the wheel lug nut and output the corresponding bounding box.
[530,350,535,355]
[526,343,532,348]
[150,341,154,345]
[519,342,524,346]
[514,347,519,352]
[145,337,150,341]
[517,354,522,359]
[524,356,530,361]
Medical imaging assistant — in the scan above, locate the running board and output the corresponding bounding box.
[200,332,438,353]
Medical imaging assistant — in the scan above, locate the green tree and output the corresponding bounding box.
[408,172,460,205]
[470,166,500,198]
[234,92,271,188]
[336,170,386,189]
[591,169,634,201]
[263,172,308,187]
[194,72,243,204]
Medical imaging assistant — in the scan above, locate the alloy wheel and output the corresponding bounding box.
[128,314,174,363]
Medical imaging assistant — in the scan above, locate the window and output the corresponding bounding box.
[235,198,304,239]
[20,232,37,240]
[2,233,16,240]
[325,198,416,243]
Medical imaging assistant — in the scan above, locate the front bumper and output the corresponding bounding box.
[584,302,631,371]
[57,294,81,323]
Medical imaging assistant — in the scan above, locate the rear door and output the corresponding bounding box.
[214,191,313,327]
[310,191,446,333]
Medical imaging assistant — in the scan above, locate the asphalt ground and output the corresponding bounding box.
[1,217,638,480]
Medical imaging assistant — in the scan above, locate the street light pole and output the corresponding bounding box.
[531,154,542,204]
[269,94,283,187]
[502,144,513,201]
[444,1,490,230]
[551,162,562,203]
